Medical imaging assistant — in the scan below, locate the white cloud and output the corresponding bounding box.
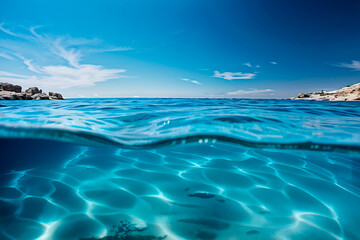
[181,78,202,85]
[0,51,14,60]
[0,71,28,78]
[28,26,79,63]
[335,60,360,71]
[22,58,42,73]
[0,24,129,90]
[243,63,261,68]
[0,51,43,73]
[33,31,83,68]
[89,47,133,53]
[270,61,278,65]
[213,71,256,80]
[227,88,274,96]
[0,65,125,89]
[0,23,20,37]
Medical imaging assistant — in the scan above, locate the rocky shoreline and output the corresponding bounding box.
[0,82,64,100]
[290,82,360,101]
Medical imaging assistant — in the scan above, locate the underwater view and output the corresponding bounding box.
[0,99,359,240]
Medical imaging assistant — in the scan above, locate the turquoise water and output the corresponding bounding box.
[0,99,359,240]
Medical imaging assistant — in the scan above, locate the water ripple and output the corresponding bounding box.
[0,99,359,150]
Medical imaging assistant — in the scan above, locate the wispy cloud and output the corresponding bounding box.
[0,65,125,89]
[0,71,28,78]
[335,60,360,71]
[0,24,130,90]
[28,27,83,68]
[89,46,133,53]
[0,23,20,37]
[227,88,273,96]
[270,61,278,65]
[181,78,202,85]
[243,63,260,68]
[213,71,256,80]
[24,59,41,73]
[0,51,14,60]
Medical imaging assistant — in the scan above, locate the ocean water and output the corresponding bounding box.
[0,98,359,240]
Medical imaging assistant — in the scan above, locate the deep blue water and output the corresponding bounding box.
[0,98,359,240]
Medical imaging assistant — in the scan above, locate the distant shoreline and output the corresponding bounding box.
[53,97,360,101]
[2,81,360,101]
[290,82,360,101]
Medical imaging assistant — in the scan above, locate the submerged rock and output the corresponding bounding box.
[0,82,64,100]
[246,230,260,235]
[177,218,230,230]
[187,192,226,202]
[290,82,360,101]
[80,220,167,240]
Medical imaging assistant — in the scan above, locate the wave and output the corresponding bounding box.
[1,124,360,153]
[1,99,360,153]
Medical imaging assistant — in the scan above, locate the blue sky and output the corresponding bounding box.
[0,0,360,98]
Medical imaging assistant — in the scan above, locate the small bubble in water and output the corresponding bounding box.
[199,139,203,143]
[204,138,209,143]
[212,139,217,144]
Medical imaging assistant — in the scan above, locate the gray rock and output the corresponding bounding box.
[49,92,64,99]
[297,93,310,98]
[31,93,41,99]
[15,92,28,100]
[0,91,29,100]
[25,87,42,95]
[0,91,18,100]
[10,95,19,100]
[0,82,22,93]
[42,94,50,100]
[32,93,50,100]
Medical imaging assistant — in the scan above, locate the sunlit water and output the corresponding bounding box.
[0,99,359,240]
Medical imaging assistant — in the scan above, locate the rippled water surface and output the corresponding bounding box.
[0,99,359,240]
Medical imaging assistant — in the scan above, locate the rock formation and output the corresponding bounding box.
[0,82,22,93]
[49,92,64,100]
[0,82,64,100]
[290,82,360,101]
[25,87,42,95]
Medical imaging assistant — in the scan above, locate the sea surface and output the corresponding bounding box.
[0,98,359,240]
